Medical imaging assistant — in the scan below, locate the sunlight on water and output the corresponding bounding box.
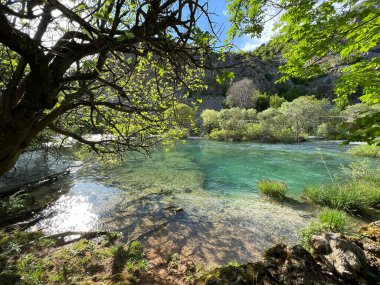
[28,140,374,264]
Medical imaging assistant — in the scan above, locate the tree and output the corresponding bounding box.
[225,78,259,109]
[0,0,215,176]
[227,0,380,144]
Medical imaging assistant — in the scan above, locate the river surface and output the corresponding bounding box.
[2,140,374,266]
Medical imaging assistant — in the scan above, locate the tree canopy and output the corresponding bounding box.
[227,0,380,144]
[0,0,216,175]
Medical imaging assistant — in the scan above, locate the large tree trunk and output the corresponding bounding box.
[0,122,34,176]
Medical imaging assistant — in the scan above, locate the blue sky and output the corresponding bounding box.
[202,0,275,51]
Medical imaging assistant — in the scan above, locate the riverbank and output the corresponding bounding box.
[2,220,380,284]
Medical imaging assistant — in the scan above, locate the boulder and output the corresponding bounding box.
[311,233,367,279]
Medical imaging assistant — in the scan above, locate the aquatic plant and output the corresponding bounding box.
[257,179,287,199]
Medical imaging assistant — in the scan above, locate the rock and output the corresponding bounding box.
[359,221,380,242]
[265,244,340,285]
[165,205,184,216]
[197,221,380,285]
[311,233,368,280]
[199,244,339,285]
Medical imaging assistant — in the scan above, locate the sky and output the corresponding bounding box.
[203,0,276,51]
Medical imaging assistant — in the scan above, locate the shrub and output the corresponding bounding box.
[245,123,265,141]
[201,109,220,133]
[257,180,287,199]
[254,94,270,112]
[269,94,286,108]
[270,128,298,143]
[209,129,241,141]
[348,144,380,158]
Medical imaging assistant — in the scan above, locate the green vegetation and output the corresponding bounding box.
[227,0,380,145]
[300,208,349,248]
[0,1,215,176]
[0,230,146,284]
[201,96,341,142]
[348,144,380,158]
[303,161,380,211]
[257,180,287,199]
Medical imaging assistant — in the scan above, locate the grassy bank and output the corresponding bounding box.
[303,161,380,211]
[0,230,146,284]
[348,144,380,158]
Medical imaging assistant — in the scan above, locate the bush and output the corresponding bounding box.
[300,208,348,248]
[270,128,298,143]
[269,94,286,108]
[348,144,380,158]
[245,123,265,141]
[201,109,220,133]
[257,180,287,199]
[209,129,241,141]
[254,94,270,112]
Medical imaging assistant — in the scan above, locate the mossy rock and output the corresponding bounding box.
[359,221,380,242]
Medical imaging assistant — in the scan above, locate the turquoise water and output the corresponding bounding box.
[25,140,373,265]
[97,139,356,197]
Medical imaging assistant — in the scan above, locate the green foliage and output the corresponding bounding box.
[257,180,287,199]
[318,208,349,231]
[202,96,341,142]
[209,129,241,142]
[254,94,270,112]
[201,109,220,133]
[303,161,380,211]
[300,208,348,248]
[348,144,380,158]
[164,103,196,137]
[227,0,380,143]
[252,41,286,62]
[0,230,145,285]
[269,94,286,109]
[0,193,31,215]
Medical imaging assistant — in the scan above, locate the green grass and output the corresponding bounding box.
[318,208,349,231]
[257,179,287,199]
[304,178,380,211]
[300,208,349,248]
[303,161,380,211]
[0,230,146,285]
[348,144,380,158]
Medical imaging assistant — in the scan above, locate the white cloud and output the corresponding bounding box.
[241,38,264,51]
[238,8,281,51]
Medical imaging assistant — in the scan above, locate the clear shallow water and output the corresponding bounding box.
[20,140,374,265]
